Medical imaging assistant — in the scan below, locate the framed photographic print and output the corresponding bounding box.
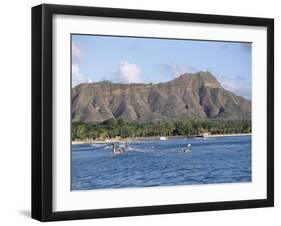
[32,4,274,221]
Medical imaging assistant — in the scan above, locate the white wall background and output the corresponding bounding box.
[0,0,279,225]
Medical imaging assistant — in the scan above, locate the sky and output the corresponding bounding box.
[72,34,252,99]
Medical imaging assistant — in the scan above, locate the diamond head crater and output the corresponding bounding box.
[71,71,251,142]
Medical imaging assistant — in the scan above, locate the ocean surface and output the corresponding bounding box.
[72,136,251,190]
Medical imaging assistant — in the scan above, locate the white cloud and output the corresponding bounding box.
[217,76,251,100]
[116,60,142,83]
[71,41,92,87]
[72,41,83,60]
[72,63,92,87]
[160,63,198,78]
[218,78,236,91]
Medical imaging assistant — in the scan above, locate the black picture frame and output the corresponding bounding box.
[32,3,274,222]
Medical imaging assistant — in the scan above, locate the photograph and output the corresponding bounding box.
[71,34,252,191]
[31,3,274,221]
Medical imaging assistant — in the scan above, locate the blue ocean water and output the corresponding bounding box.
[71,136,251,190]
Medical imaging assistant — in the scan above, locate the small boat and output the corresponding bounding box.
[112,142,129,156]
[182,144,192,153]
[160,137,167,140]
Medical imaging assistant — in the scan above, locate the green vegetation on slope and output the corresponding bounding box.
[72,118,251,141]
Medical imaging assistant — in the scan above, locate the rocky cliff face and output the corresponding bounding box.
[72,71,251,123]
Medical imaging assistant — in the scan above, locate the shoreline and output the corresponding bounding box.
[206,133,251,138]
[72,133,251,145]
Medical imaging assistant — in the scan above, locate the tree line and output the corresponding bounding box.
[72,118,251,141]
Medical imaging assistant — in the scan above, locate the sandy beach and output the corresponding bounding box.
[206,133,251,138]
[72,133,252,145]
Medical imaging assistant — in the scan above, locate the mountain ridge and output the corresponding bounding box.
[72,71,251,123]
